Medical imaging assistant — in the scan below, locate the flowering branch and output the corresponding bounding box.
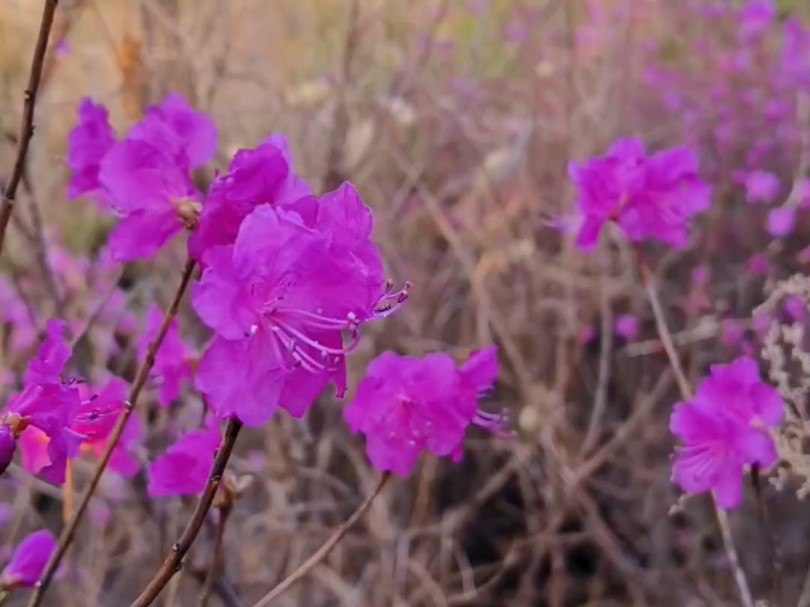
[637,252,755,607]
[130,417,243,607]
[249,473,390,607]
[0,0,59,256]
[26,258,197,607]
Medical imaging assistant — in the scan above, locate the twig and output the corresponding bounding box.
[751,465,783,607]
[197,503,231,607]
[26,258,197,607]
[637,249,755,607]
[130,417,243,607]
[0,0,59,256]
[250,473,390,607]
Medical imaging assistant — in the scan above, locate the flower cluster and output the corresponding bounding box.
[669,357,783,508]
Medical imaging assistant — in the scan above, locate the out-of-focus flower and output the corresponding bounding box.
[194,185,407,426]
[569,138,710,250]
[188,134,310,263]
[784,295,806,322]
[615,314,639,341]
[745,253,771,275]
[737,0,774,42]
[0,530,56,589]
[343,346,504,476]
[669,357,783,508]
[137,306,195,406]
[743,169,780,204]
[67,98,116,205]
[767,206,796,237]
[148,417,220,496]
[72,378,141,477]
[1,320,83,484]
[720,318,744,347]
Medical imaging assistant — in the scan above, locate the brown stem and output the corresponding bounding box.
[130,418,243,607]
[751,464,783,607]
[249,473,390,607]
[636,249,754,607]
[0,0,59,256]
[26,258,197,607]
[196,503,231,607]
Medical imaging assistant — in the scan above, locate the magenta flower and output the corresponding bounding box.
[193,184,406,426]
[669,357,783,508]
[66,98,116,204]
[614,314,639,341]
[743,169,780,204]
[2,320,82,484]
[0,530,56,589]
[188,134,310,262]
[95,94,216,262]
[767,207,796,237]
[137,305,195,406]
[72,378,142,477]
[569,138,710,251]
[737,0,774,42]
[148,417,220,496]
[343,346,503,476]
[0,427,15,477]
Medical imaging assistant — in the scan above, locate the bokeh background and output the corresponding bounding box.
[2,0,810,605]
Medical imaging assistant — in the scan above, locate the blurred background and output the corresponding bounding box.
[3,0,810,605]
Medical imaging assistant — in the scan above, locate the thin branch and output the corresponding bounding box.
[197,503,231,607]
[26,258,197,607]
[0,0,60,256]
[751,465,783,607]
[249,473,390,607]
[130,417,243,607]
[637,249,755,607]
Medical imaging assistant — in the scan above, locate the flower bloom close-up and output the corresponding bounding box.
[0,529,56,589]
[569,137,711,251]
[669,357,784,508]
[343,346,503,476]
[147,416,221,497]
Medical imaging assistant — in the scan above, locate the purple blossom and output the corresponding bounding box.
[91,94,216,262]
[188,134,311,263]
[0,426,15,477]
[2,320,82,484]
[343,347,503,476]
[66,98,116,204]
[614,314,639,341]
[767,206,796,237]
[737,0,774,42]
[193,184,406,426]
[0,530,56,589]
[743,169,780,204]
[137,305,195,406]
[569,138,710,251]
[669,357,783,508]
[148,417,220,496]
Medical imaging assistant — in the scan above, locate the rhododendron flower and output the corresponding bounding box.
[0,530,56,589]
[767,206,796,237]
[72,378,141,477]
[188,134,310,262]
[148,417,220,496]
[614,314,639,341]
[138,305,195,406]
[193,184,407,426]
[737,0,774,42]
[569,137,710,250]
[743,169,780,204]
[669,357,783,508]
[72,93,217,262]
[66,98,116,204]
[344,346,504,476]
[1,320,82,484]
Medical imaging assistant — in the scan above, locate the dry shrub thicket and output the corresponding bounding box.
[2,0,810,605]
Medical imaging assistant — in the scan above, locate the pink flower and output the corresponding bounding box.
[767,206,796,237]
[614,314,639,341]
[72,378,141,477]
[147,417,220,496]
[737,0,774,41]
[0,530,56,589]
[745,253,771,275]
[0,427,15,477]
[2,320,82,484]
[720,319,744,347]
[569,138,710,251]
[188,134,311,263]
[669,357,783,508]
[743,169,780,204]
[66,98,116,204]
[343,346,503,476]
[193,185,406,426]
[137,305,195,406]
[96,94,216,262]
